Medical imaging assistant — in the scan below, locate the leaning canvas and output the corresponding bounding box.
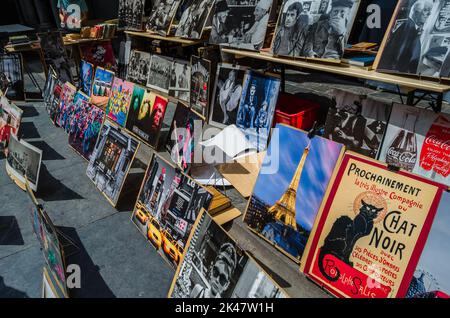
[106,78,134,127]
[244,124,344,262]
[0,96,23,151]
[91,67,115,109]
[54,82,77,129]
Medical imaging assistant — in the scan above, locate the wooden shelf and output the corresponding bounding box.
[124,30,203,46]
[63,37,114,46]
[222,48,450,94]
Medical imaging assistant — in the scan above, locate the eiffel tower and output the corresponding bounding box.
[268,145,310,229]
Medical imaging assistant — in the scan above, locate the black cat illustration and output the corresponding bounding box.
[318,200,383,282]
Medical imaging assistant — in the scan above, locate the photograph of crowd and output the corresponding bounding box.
[118,0,146,30]
[169,60,191,103]
[175,0,216,39]
[146,0,181,35]
[147,55,174,93]
[0,96,22,151]
[127,50,152,86]
[190,56,211,118]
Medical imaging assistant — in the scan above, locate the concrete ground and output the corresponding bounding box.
[1,54,448,298]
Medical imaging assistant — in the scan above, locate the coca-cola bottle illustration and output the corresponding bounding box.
[386,113,418,172]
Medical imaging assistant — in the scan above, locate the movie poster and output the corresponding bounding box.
[379,103,450,187]
[209,0,274,51]
[147,55,173,93]
[91,67,115,109]
[6,135,43,192]
[86,120,140,206]
[406,191,450,298]
[0,54,24,101]
[236,71,281,152]
[169,59,191,103]
[378,0,450,78]
[190,56,211,118]
[126,87,169,146]
[271,0,360,59]
[166,103,202,173]
[38,32,73,83]
[301,152,445,298]
[127,50,152,86]
[324,89,392,159]
[0,96,23,151]
[145,0,181,35]
[170,212,287,298]
[244,124,344,261]
[175,0,215,39]
[209,63,248,128]
[106,78,134,127]
[68,99,105,161]
[118,0,146,31]
[131,155,213,268]
[80,42,117,72]
[55,83,77,128]
[80,60,94,96]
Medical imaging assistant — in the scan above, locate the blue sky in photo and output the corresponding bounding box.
[414,192,450,294]
[94,68,114,83]
[253,125,343,231]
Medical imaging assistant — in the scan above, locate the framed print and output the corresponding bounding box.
[80,60,95,96]
[190,56,211,118]
[131,154,213,268]
[48,81,63,124]
[147,55,174,94]
[43,67,58,112]
[324,89,392,159]
[38,32,73,83]
[209,63,248,129]
[169,211,287,298]
[126,50,152,86]
[0,96,23,152]
[209,0,274,51]
[118,0,146,31]
[145,0,181,36]
[0,53,25,101]
[169,59,191,103]
[86,119,140,206]
[55,82,77,128]
[244,124,345,262]
[175,0,216,39]
[301,152,446,298]
[91,67,115,109]
[106,78,134,127]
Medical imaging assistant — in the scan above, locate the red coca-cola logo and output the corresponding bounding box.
[424,135,450,151]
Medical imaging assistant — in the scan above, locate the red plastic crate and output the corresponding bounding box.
[274,93,320,130]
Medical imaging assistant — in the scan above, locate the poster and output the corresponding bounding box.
[169,211,287,298]
[377,0,450,78]
[0,96,23,151]
[131,155,213,267]
[175,0,215,39]
[86,120,140,206]
[43,68,58,114]
[236,71,281,152]
[80,60,94,96]
[324,89,392,159]
[55,83,77,128]
[106,78,134,127]
[91,67,115,109]
[80,42,117,72]
[0,54,24,101]
[244,124,344,261]
[379,103,450,187]
[127,50,152,86]
[301,152,445,298]
[209,63,248,129]
[146,55,173,93]
[48,81,63,124]
[169,59,191,103]
[145,0,181,35]
[190,56,211,118]
[118,0,146,31]
[209,0,274,51]
[126,87,169,146]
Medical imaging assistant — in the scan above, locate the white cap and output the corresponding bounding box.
[256,0,272,11]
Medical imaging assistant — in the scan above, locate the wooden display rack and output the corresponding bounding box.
[124,30,205,47]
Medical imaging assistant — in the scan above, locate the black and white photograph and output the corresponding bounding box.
[145,0,181,35]
[0,72,9,95]
[378,0,450,79]
[175,0,216,39]
[209,0,274,51]
[324,89,392,159]
[147,55,174,93]
[236,71,281,152]
[118,0,146,31]
[43,68,58,113]
[86,120,140,206]
[169,212,287,298]
[190,56,211,118]
[0,54,24,101]
[209,63,248,128]
[38,32,73,83]
[6,135,43,192]
[169,59,191,103]
[127,50,152,86]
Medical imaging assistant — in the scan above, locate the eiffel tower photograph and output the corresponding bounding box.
[244,125,344,260]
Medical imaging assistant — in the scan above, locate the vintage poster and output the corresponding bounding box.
[0,53,24,101]
[127,50,152,86]
[106,78,134,127]
[68,99,105,161]
[145,0,181,36]
[209,63,248,128]
[169,59,191,104]
[379,103,450,187]
[406,191,450,298]
[131,155,213,268]
[210,0,274,51]
[236,71,281,152]
[190,56,211,118]
[301,152,445,298]
[244,124,344,261]
[126,87,169,146]
[86,120,140,206]
[80,42,117,72]
[0,96,23,151]
[175,0,215,39]
[91,67,115,109]
[169,211,287,298]
[80,60,94,96]
[377,0,450,78]
[54,82,77,129]
[324,89,392,159]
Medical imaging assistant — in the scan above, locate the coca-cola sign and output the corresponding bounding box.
[420,116,450,178]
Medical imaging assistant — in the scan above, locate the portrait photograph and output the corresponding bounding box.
[106,78,134,127]
[169,59,191,103]
[147,55,174,93]
[190,56,211,118]
[91,67,115,109]
[145,0,181,35]
[126,50,152,86]
[175,0,216,39]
